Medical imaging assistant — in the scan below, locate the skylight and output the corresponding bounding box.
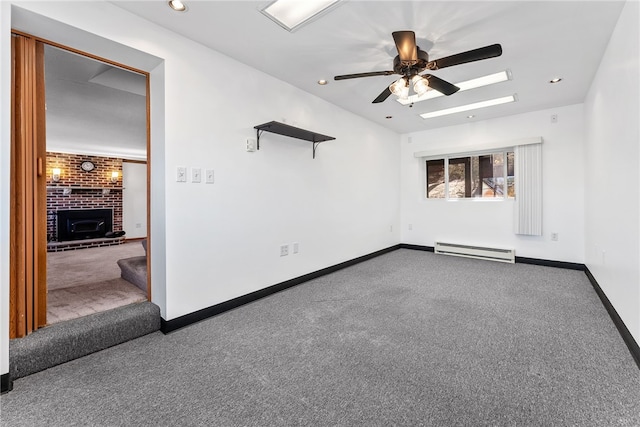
[260,0,341,32]
[420,95,517,119]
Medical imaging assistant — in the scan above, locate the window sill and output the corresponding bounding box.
[424,197,515,202]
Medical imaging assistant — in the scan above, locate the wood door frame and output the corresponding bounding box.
[10,31,152,339]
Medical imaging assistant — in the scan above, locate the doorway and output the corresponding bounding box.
[10,32,151,338]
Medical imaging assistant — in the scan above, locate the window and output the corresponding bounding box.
[426,160,445,198]
[426,150,515,199]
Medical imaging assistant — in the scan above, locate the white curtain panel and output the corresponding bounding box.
[514,143,542,235]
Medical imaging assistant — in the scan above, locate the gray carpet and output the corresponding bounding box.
[9,302,160,381]
[2,249,639,426]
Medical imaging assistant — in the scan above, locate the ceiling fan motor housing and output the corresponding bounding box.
[393,49,429,76]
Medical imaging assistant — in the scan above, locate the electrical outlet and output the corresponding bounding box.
[551,114,558,123]
[246,138,257,152]
[176,167,187,182]
[551,232,558,241]
[408,224,413,230]
[280,244,289,257]
[293,242,299,254]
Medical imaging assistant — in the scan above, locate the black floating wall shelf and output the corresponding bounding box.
[254,121,335,159]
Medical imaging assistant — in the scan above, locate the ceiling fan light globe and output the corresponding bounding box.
[389,77,410,99]
[398,86,410,99]
[412,76,430,96]
[389,78,405,94]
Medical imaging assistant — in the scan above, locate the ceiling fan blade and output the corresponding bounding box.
[372,87,392,104]
[392,31,418,62]
[428,44,502,70]
[424,74,460,96]
[334,71,395,81]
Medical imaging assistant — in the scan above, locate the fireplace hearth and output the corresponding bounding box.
[56,209,113,242]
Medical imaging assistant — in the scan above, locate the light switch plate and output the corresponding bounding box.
[205,169,214,184]
[177,167,187,182]
[192,167,202,183]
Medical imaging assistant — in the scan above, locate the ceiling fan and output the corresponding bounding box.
[334,31,502,104]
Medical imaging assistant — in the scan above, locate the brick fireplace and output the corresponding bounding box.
[47,152,124,251]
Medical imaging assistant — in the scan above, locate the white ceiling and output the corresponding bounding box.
[45,1,626,157]
[112,0,625,133]
[45,44,147,159]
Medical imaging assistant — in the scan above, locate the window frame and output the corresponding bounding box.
[424,148,515,202]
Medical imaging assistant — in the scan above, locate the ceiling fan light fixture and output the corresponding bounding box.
[420,95,516,119]
[261,0,341,32]
[411,75,430,96]
[398,70,511,105]
[168,0,187,12]
[389,78,409,99]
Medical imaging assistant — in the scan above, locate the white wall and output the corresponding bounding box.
[0,1,12,380]
[400,104,585,262]
[584,0,639,343]
[122,161,147,239]
[0,0,401,378]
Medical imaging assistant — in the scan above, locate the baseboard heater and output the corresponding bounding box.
[435,242,515,263]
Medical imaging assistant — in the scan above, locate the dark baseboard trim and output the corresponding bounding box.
[161,244,401,334]
[515,256,585,271]
[585,267,640,370]
[1,373,12,394]
[399,244,434,252]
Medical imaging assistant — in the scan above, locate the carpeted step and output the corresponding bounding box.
[9,301,160,380]
[117,256,148,292]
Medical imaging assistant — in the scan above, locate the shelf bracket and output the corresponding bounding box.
[312,141,323,159]
[256,129,264,151]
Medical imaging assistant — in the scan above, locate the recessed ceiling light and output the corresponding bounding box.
[317,79,328,85]
[420,95,517,119]
[467,115,475,119]
[261,0,341,32]
[168,0,187,12]
[397,70,511,106]
[549,77,563,84]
